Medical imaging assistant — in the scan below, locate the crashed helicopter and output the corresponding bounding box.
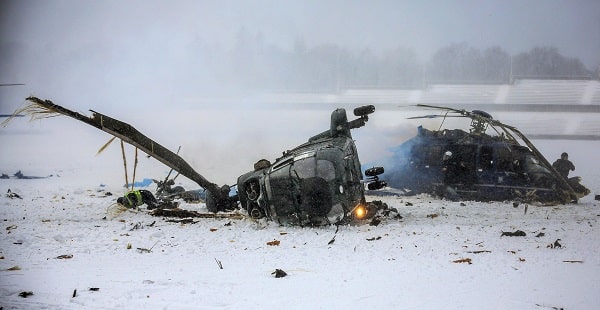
[383,104,590,204]
[10,97,387,226]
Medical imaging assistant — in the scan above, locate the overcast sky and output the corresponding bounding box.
[1,0,599,111]
[2,0,598,60]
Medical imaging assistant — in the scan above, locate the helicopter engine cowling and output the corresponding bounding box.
[365,166,384,177]
[368,180,388,190]
[354,105,375,117]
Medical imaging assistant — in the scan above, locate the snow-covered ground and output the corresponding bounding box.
[1,111,599,309]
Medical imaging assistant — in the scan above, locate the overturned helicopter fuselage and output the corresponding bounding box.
[236,106,380,226]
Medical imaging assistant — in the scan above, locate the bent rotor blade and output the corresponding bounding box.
[406,114,464,120]
[22,96,225,201]
[415,104,467,114]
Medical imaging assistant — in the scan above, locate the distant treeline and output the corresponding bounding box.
[215,31,598,91]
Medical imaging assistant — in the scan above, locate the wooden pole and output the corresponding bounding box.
[121,140,128,189]
[131,148,138,191]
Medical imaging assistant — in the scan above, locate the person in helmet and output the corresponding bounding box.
[441,150,460,200]
[552,152,575,179]
[442,151,453,180]
[117,189,158,209]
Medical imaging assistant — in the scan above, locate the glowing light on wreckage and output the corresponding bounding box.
[352,204,367,220]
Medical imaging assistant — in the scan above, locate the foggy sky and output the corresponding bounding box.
[2,0,600,65]
[1,0,599,112]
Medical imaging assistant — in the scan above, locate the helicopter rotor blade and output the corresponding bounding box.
[414,104,468,115]
[406,114,464,120]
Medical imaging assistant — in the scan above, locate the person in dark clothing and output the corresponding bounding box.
[552,152,575,179]
[442,151,470,184]
[442,151,456,184]
[441,151,460,200]
[117,189,158,209]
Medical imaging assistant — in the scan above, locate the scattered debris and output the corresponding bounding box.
[380,206,402,219]
[554,239,562,248]
[55,254,73,259]
[137,241,159,253]
[426,213,439,219]
[130,222,144,231]
[467,250,491,254]
[272,269,287,278]
[267,240,281,246]
[156,200,180,209]
[125,178,153,188]
[165,218,198,224]
[369,216,382,226]
[535,303,564,310]
[535,232,545,238]
[547,239,562,249]
[215,258,223,269]
[366,236,382,241]
[327,235,336,245]
[5,189,22,199]
[19,291,33,298]
[151,208,244,220]
[17,170,50,179]
[501,230,526,237]
[452,258,472,264]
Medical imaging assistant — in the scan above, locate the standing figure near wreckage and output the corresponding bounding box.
[441,151,455,184]
[441,151,459,200]
[552,152,575,179]
[441,150,470,201]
